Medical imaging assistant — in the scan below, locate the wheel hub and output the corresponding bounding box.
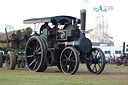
[33,51,38,60]
[66,58,71,64]
[33,51,38,56]
[93,59,99,64]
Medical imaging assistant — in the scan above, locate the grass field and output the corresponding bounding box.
[0,64,128,85]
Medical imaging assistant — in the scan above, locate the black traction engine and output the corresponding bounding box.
[24,9,105,75]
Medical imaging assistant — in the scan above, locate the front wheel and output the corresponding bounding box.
[86,48,105,74]
[60,47,80,75]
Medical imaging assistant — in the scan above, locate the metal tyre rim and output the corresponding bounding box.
[86,48,105,74]
[60,47,80,75]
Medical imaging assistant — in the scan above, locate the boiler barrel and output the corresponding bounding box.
[58,36,92,53]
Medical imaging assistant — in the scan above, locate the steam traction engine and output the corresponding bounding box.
[24,10,105,75]
[116,42,128,66]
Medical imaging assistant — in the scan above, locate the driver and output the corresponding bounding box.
[40,23,50,34]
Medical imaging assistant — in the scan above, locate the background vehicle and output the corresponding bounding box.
[93,46,122,64]
[116,42,128,66]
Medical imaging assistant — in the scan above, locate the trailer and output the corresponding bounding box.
[0,48,25,69]
[0,27,32,69]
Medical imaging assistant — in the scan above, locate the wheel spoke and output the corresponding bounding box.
[92,64,95,70]
[27,55,34,58]
[69,51,72,59]
[67,50,70,55]
[95,65,97,72]
[29,59,36,66]
[32,40,36,50]
[38,52,42,55]
[62,59,67,62]
[35,43,39,50]
[70,60,76,63]
[89,62,93,66]
[71,62,75,67]
[28,46,34,52]
[63,63,67,67]
[92,51,95,58]
[37,47,41,52]
[97,56,101,60]
[96,52,100,59]
[97,63,101,69]
[33,62,38,70]
[92,64,96,72]
[37,56,41,61]
[64,53,68,59]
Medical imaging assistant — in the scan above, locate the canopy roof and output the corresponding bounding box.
[24,16,80,25]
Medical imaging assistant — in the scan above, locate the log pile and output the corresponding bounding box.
[0,27,32,49]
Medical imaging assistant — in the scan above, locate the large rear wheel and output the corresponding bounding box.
[60,47,80,75]
[86,48,105,74]
[25,36,47,72]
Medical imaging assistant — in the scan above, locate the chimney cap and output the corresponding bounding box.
[80,9,86,13]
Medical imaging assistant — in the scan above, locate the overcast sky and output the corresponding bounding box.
[0,0,128,46]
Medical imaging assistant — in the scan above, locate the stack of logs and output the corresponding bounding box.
[0,27,32,49]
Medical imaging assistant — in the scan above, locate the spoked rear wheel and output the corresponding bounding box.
[60,47,80,75]
[25,36,47,72]
[86,48,105,74]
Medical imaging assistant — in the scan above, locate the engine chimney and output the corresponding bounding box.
[123,42,125,54]
[80,9,86,36]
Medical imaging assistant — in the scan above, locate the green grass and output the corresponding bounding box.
[0,65,128,85]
